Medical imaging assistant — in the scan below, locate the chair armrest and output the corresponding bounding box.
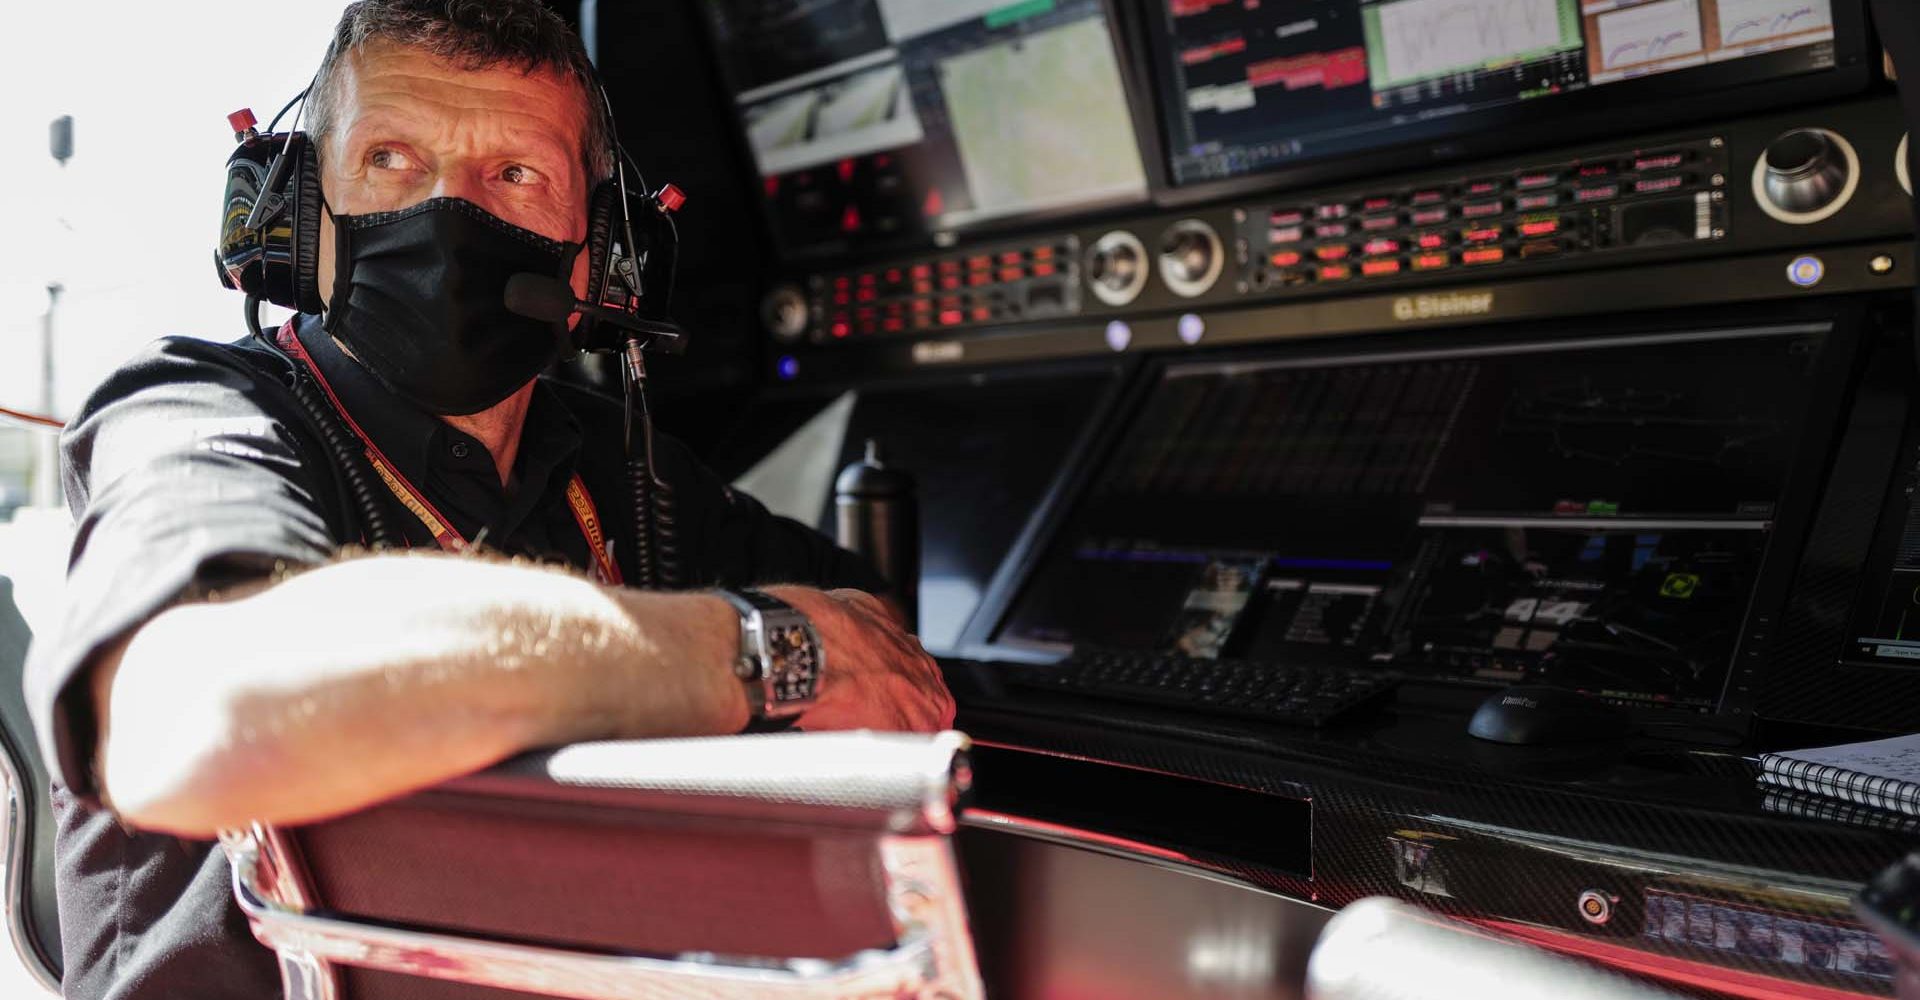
[445,730,972,834]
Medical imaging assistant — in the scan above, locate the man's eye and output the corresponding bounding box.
[368,148,414,171]
[502,164,542,185]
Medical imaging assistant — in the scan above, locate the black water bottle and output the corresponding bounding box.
[836,439,920,631]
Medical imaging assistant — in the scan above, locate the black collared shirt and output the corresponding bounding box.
[25,317,883,1000]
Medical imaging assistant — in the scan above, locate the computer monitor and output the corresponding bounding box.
[700,0,1152,255]
[981,323,1846,718]
[1148,0,1867,187]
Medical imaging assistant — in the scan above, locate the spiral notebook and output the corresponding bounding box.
[1758,734,1920,819]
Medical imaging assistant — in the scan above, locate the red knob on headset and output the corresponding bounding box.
[227,108,259,141]
[653,184,686,215]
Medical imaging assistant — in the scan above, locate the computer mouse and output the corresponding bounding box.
[1467,685,1631,745]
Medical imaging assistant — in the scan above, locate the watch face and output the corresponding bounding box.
[766,622,820,703]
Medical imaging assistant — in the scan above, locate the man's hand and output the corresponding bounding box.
[764,587,955,733]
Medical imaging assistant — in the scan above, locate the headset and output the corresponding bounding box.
[212,58,687,588]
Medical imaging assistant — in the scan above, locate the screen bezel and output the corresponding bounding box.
[693,0,1168,263]
[1135,0,1874,207]
[955,309,1864,729]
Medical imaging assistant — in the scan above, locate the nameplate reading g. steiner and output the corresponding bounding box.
[912,340,966,364]
[1392,290,1494,322]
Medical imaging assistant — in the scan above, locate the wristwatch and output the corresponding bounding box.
[718,588,823,722]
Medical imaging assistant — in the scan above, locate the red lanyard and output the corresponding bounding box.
[277,321,624,586]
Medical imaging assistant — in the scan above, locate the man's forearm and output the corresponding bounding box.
[92,553,746,837]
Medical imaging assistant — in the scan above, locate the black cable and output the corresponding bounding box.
[620,346,679,589]
[246,297,402,549]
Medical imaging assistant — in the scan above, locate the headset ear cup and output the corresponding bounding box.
[585,179,619,308]
[290,136,326,314]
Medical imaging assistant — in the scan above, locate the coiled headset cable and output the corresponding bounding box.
[246,295,402,549]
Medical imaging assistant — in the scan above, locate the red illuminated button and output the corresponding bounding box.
[972,306,992,322]
[1515,192,1560,211]
[1033,245,1055,261]
[1361,259,1403,276]
[913,280,933,295]
[1634,151,1687,172]
[1315,244,1351,261]
[1462,200,1504,219]
[1514,171,1560,190]
[1315,222,1350,239]
[1577,163,1615,178]
[1412,252,1451,271]
[832,291,850,306]
[1410,207,1450,226]
[884,268,902,283]
[937,260,961,274]
[910,263,932,279]
[830,321,851,338]
[938,310,964,326]
[1361,214,1400,232]
[1633,174,1687,195]
[912,298,932,312]
[1574,183,1620,202]
[858,272,877,285]
[1032,262,1057,277]
[999,251,1023,265]
[1462,225,1503,243]
[999,267,1024,282]
[1361,196,1396,212]
[1271,225,1306,244]
[1318,264,1352,281]
[1270,250,1304,268]
[1465,179,1503,196]
[834,275,851,289]
[856,287,878,302]
[1271,209,1307,226]
[1316,203,1350,220]
[1363,238,1402,256]
[941,275,962,291]
[882,317,904,333]
[967,255,992,270]
[1409,189,1446,205]
[1416,231,1449,250]
[969,272,992,287]
[1462,247,1506,265]
[1518,218,1562,237]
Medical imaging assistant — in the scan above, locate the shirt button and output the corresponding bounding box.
[450,441,472,459]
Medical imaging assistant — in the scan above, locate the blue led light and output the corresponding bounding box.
[776,356,800,380]
[1178,313,1206,345]
[1105,320,1132,352]
[1787,255,1824,288]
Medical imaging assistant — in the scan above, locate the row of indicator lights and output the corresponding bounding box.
[1103,314,1209,353]
[1269,220,1563,270]
[1260,152,1691,227]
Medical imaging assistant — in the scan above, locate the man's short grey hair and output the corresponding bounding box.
[306,0,615,182]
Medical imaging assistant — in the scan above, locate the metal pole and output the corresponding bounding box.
[33,115,74,510]
[31,284,62,509]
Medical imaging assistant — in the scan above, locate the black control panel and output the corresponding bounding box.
[763,97,1909,379]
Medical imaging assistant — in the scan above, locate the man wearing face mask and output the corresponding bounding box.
[22,3,954,997]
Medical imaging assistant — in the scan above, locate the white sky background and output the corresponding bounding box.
[0,1,350,419]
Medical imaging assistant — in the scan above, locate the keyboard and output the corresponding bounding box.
[1000,647,1397,727]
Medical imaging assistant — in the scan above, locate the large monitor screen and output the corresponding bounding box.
[701,0,1150,255]
[990,327,1834,715]
[1152,0,1853,186]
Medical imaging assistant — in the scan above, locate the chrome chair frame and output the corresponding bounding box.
[222,731,983,1000]
[1,744,59,994]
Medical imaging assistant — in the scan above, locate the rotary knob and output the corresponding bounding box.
[762,283,810,342]
[1754,128,1858,224]
[1158,219,1224,298]
[1087,230,1149,306]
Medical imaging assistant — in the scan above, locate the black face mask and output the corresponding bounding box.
[324,197,581,415]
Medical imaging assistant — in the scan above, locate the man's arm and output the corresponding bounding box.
[90,553,952,838]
